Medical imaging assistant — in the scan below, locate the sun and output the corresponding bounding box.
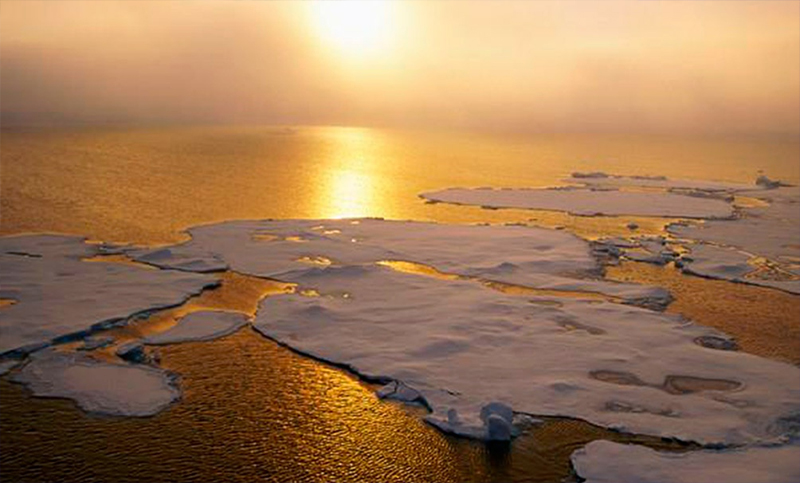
[309,1,395,57]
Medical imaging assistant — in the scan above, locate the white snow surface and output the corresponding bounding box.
[129,219,667,304]
[670,187,800,290]
[144,311,248,345]
[566,172,760,192]
[679,244,800,295]
[12,349,180,416]
[255,264,800,444]
[571,440,800,483]
[420,187,735,218]
[0,235,215,355]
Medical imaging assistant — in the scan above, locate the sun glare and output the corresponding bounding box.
[310,1,394,57]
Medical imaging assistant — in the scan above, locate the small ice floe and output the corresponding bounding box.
[116,342,153,364]
[255,264,800,445]
[419,187,735,218]
[0,235,215,355]
[571,440,800,483]
[144,311,248,345]
[79,336,115,351]
[12,349,179,416]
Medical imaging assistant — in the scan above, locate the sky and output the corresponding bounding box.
[1,0,798,134]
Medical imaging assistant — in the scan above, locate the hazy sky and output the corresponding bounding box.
[1,0,798,134]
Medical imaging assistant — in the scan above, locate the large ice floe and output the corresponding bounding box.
[121,219,799,444]
[571,440,800,483]
[11,348,180,416]
[420,174,741,218]
[255,263,800,444]
[128,219,668,304]
[0,235,215,355]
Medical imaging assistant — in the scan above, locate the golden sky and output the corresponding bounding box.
[1,0,798,134]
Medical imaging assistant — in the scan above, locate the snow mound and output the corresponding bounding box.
[571,440,800,483]
[0,235,215,355]
[255,264,800,445]
[12,349,179,416]
[420,187,734,218]
[144,311,248,345]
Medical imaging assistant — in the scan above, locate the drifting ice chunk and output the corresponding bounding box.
[376,380,426,405]
[571,440,800,483]
[0,235,215,355]
[420,187,734,218]
[12,349,179,416]
[144,311,248,345]
[116,342,151,364]
[255,264,800,445]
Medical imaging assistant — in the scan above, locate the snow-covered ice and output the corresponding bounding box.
[3,217,798,450]
[571,440,800,483]
[566,172,761,192]
[12,349,180,416]
[670,187,800,292]
[0,235,215,355]
[144,311,248,345]
[128,219,668,304]
[420,187,735,218]
[255,264,800,444]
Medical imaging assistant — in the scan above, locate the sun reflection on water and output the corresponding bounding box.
[326,169,375,219]
[315,127,385,219]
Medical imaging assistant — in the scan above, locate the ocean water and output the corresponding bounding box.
[1,126,798,482]
[2,126,797,243]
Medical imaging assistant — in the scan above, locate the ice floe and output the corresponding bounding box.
[12,349,179,416]
[3,217,798,448]
[567,172,761,193]
[144,311,248,345]
[571,440,800,483]
[128,219,667,304]
[670,187,800,292]
[591,185,800,293]
[255,264,800,444]
[0,235,216,355]
[420,187,735,218]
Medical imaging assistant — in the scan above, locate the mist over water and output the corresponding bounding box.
[1,1,798,135]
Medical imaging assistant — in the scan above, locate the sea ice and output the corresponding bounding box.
[12,349,180,416]
[420,186,734,218]
[571,440,800,483]
[255,264,800,444]
[670,187,800,291]
[0,235,215,355]
[566,172,760,192]
[144,311,248,345]
[128,219,667,304]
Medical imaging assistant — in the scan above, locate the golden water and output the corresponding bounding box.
[1,126,798,481]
